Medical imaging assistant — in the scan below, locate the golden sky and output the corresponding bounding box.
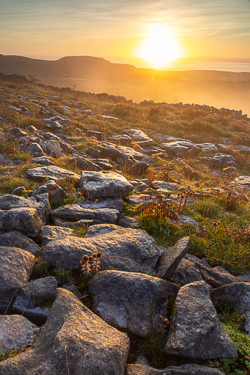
[1,0,250,68]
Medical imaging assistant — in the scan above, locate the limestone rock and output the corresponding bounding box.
[0,154,13,166]
[152,181,180,192]
[0,231,39,255]
[73,154,102,171]
[0,247,35,306]
[80,171,133,199]
[52,204,118,223]
[172,259,203,286]
[26,143,44,157]
[233,175,250,190]
[40,225,76,246]
[164,281,238,359]
[84,224,122,238]
[127,129,154,143]
[211,282,250,333]
[27,165,81,182]
[0,315,38,355]
[30,156,55,166]
[79,197,124,212]
[90,270,179,337]
[42,228,161,273]
[199,153,237,167]
[0,289,130,375]
[196,263,238,288]
[97,142,144,164]
[0,207,43,237]
[157,237,190,278]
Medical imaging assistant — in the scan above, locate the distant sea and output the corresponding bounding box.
[168,61,250,73]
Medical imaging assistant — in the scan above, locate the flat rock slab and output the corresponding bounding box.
[42,228,161,274]
[177,214,199,227]
[211,282,250,334]
[196,263,238,288]
[30,156,55,166]
[0,247,35,306]
[97,142,145,164]
[0,315,38,354]
[40,225,76,246]
[0,231,39,255]
[79,197,124,212]
[0,208,43,238]
[127,194,152,206]
[89,270,179,337]
[80,171,133,199]
[27,165,81,182]
[127,129,154,143]
[157,237,190,278]
[40,140,64,158]
[164,281,238,360]
[152,181,180,191]
[73,154,102,171]
[84,224,122,238]
[52,204,118,223]
[0,289,130,375]
[125,363,225,375]
[53,218,98,228]
[233,175,250,189]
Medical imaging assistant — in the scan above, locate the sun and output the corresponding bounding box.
[136,24,184,69]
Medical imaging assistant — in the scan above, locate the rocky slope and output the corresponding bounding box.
[0,75,250,374]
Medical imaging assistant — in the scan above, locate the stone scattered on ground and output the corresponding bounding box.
[0,289,130,375]
[27,165,81,182]
[80,170,133,199]
[42,228,161,273]
[90,270,179,337]
[0,315,39,355]
[164,281,238,359]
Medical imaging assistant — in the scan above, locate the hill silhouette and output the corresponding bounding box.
[0,54,250,115]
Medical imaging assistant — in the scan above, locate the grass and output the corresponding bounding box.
[128,330,168,368]
[212,302,250,375]
[53,267,71,284]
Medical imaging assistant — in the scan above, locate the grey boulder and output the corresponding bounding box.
[0,315,38,355]
[0,208,43,238]
[52,204,118,224]
[84,224,122,238]
[164,281,238,359]
[80,171,133,199]
[79,197,124,212]
[40,225,76,246]
[211,282,250,334]
[27,165,81,182]
[0,231,39,255]
[0,247,35,306]
[157,237,190,279]
[89,270,179,337]
[42,228,161,273]
[0,288,130,375]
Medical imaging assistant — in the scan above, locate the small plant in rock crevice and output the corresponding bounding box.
[80,252,102,280]
[212,303,250,375]
[53,267,71,284]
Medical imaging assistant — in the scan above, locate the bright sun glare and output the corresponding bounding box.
[136,24,184,69]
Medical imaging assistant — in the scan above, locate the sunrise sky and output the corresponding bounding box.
[1,0,250,68]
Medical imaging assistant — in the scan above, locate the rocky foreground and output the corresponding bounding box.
[0,82,250,374]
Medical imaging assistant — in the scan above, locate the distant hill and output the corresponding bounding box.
[0,54,250,115]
